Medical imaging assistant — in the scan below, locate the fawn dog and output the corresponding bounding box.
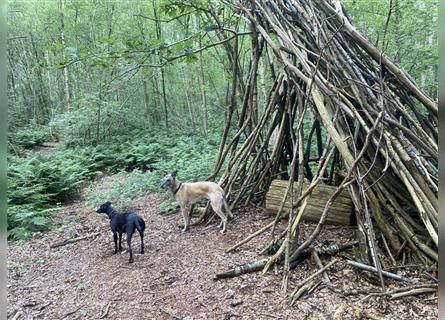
[160,171,233,233]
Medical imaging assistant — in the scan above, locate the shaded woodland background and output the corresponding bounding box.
[7,0,437,250]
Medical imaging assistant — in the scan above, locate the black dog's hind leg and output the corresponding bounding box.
[139,229,144,254]
[118,232,123,251]
[136,218,145,254]
[127,227,135,263]
[113,232,118,254]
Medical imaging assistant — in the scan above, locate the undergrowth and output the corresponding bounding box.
[8,130,221,240]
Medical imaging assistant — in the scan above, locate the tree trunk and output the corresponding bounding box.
[152,0,169,135]
[58,0,71,111]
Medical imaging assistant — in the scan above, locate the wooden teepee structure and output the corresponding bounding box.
[210,0,437,290]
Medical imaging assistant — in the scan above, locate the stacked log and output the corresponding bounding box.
[265,180,353,226]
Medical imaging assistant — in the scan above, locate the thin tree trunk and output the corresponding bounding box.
[58,0,71,111]
[181,66,196,133]
[152,0,169,135]
[143,80,150,122]
[199,35,208,136]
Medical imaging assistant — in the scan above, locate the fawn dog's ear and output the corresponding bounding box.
[172,170,178,178]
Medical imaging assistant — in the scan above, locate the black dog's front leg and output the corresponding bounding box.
[113,232,118,254]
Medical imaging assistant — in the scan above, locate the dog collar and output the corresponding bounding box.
[173,182,183,195]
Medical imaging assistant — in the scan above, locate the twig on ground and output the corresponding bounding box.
[290,279,316,305]
[289,259,338,303]
[347,260,411,282]
[50,232,101,248]
[61,306,82,319]
[226,221,274,253]
[99,302,112,318]
[312,251,331,284]
[389,287,437,300]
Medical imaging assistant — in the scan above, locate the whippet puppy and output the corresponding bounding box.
[160,171,233,233]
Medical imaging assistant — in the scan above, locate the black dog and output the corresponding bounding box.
[96,201,146,263]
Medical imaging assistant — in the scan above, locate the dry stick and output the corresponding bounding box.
[261,144,335,275]
[230,81,281,208]
[375,185,433,263]
[321,0,437,116]
[100,302,112,319]
[381,234,397,267]
[259,226,289,256]
[312,251,331,284]
[363,284,437,299]
[245,159,272,205]
[225,220,275,253]
[50,232,101,248]
[221,114,258,197]
[231,1,437,268]
[357,176,386,290]
[218,240,356,280]
[281,93,304,293]
[11,311,22,320]
[61,306,82,319]
[346,260,410,282]
[383,132,438,246]
[289,280,316,306]
[207,34,239,181]
[289,258,338,303]
[266,111,292,235]
[242,90,284,205]
[390,288,437,300]
[288,112,384,263]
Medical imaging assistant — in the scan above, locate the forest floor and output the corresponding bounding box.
[8,175,437,320]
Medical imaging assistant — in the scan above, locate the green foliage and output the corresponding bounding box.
[85,169,159,208]
[9,125,57,150]
[84,131,221,207]
[8,130,221,240]
[7,151,95,240]
[343,0,438,99]
[158,200,178,214]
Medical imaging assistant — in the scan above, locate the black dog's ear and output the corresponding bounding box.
[104,201,111,206]
[172,170,178,177]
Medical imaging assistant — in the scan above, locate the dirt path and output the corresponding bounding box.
[8,188,437,319]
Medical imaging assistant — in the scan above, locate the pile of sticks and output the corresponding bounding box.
[210,0,437,290]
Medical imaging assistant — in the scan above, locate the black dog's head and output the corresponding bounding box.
[96,201,112,214]
[160,170,178,189]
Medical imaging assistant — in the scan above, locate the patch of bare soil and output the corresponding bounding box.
[8,178,437,319]
[31,142,61,156]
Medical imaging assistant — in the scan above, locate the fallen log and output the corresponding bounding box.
[214,258,269,279]
[265,180,354,225]
[216,241,357,279]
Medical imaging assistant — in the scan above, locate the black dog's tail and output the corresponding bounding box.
[135,217,146,232]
